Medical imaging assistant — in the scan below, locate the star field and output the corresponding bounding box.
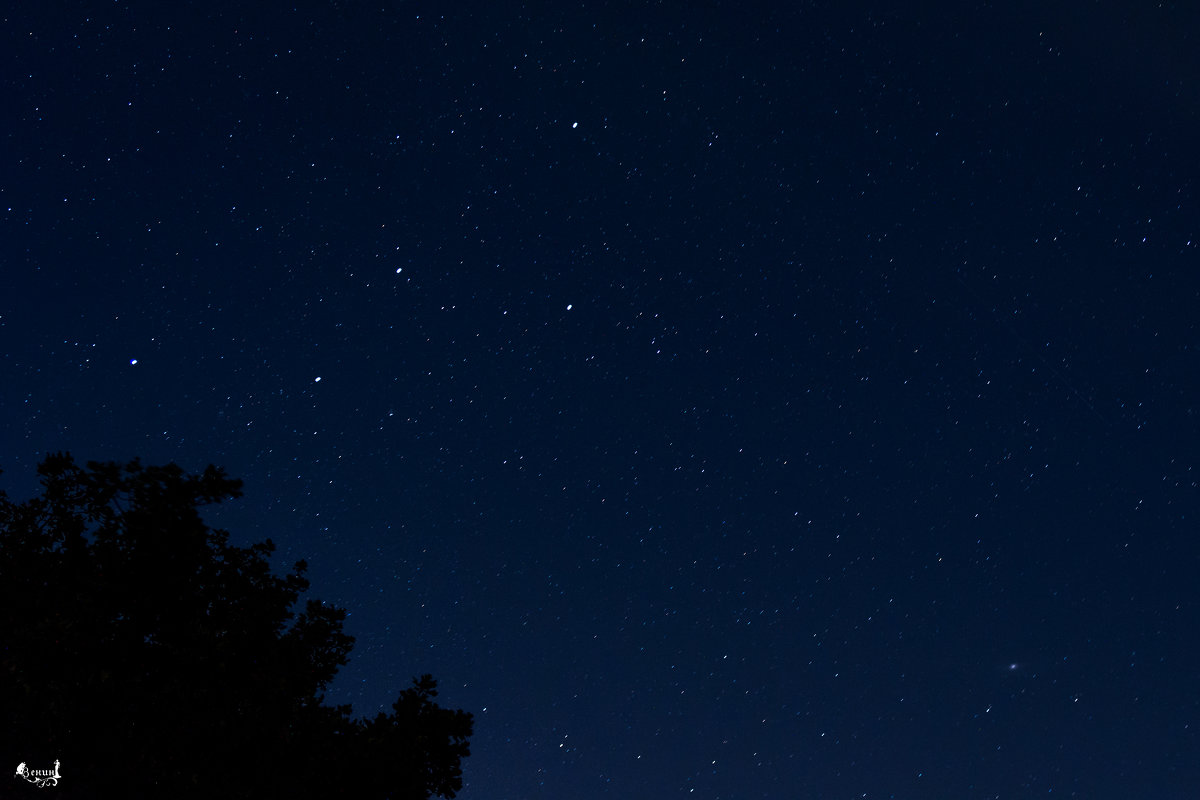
[3,2,1199,798]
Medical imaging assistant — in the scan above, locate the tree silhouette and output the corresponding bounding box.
[0,453,472,799]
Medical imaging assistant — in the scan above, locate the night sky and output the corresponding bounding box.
[4,1,1199,798]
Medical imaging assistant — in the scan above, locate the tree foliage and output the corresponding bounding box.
[0,453,472,799]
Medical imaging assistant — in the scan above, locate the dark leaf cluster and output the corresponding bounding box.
[0,454,472,799]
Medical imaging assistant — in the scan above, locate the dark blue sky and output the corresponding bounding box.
[4,1,1199,798]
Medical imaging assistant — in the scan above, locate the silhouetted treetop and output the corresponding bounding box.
[1,453,472,799]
